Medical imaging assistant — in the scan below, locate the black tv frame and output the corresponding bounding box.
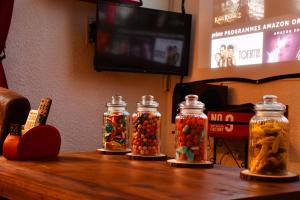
[94,0,192,76]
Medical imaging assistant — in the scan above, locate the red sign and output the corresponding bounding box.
[207,111,254,139]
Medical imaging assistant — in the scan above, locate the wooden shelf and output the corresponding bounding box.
[0,152,299,199]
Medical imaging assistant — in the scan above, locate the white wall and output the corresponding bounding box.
[167,0,300,174]
[4,0,170,152]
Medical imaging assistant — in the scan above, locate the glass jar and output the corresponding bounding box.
[175,95,208,162]
[102,95,130,151]
[131,95,161,156]
[248,95,289,175]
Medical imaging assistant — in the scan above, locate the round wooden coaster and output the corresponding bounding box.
[167,159,214,168]
[96,148,131,155]
[240,170,299,183]
[126,153,167,161]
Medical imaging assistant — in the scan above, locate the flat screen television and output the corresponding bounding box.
[94,0,192,75]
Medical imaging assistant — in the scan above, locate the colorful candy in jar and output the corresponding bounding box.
[103,114,129,150]
[175,94,208,162]
[248,95,289,175]
[102,95,129,151]
[131,113,160,155]
[249,120,288,175]
[176,116,207,162]
[131,95,161,156]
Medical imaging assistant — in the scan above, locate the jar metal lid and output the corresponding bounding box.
[255,95,286,111]
[107,95,127,107]
[179,94,205,109]
[137,95,159,108]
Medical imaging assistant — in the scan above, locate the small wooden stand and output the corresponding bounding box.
[167,159,214,168]
[240,170,299,183]
[96,148,131,155]
[3,125,60,160]
[126,153,167,161]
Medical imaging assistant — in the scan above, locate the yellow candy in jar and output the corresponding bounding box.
[248,95,289,176]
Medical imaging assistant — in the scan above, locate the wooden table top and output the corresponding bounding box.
[0,152,299,200]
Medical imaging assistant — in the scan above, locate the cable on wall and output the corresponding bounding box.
[194,73,300,84]
[179,0,186,85]
[181,0,185,14]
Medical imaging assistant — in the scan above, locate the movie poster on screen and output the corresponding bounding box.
[153,38,183,67]
[213,0,264,27]
[211,32,263,68]
[263,29,300,63]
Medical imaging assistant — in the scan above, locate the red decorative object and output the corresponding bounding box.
[0,0,15,88]
[3,125,61,160]
[208,111,254,138]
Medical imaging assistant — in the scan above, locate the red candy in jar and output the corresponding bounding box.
[175,95,208,162]
[102,96,130,151]
[131,95,161,156]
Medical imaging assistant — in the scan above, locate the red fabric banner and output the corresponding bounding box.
[0,0,15,88]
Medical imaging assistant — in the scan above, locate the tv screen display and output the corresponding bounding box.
[193,0,300,80]
[94,0,192,75]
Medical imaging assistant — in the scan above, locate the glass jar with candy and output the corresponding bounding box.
[102,95,130,151]
[175,94,208,162]
[248,95,289,176]
[131,95,161,156]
